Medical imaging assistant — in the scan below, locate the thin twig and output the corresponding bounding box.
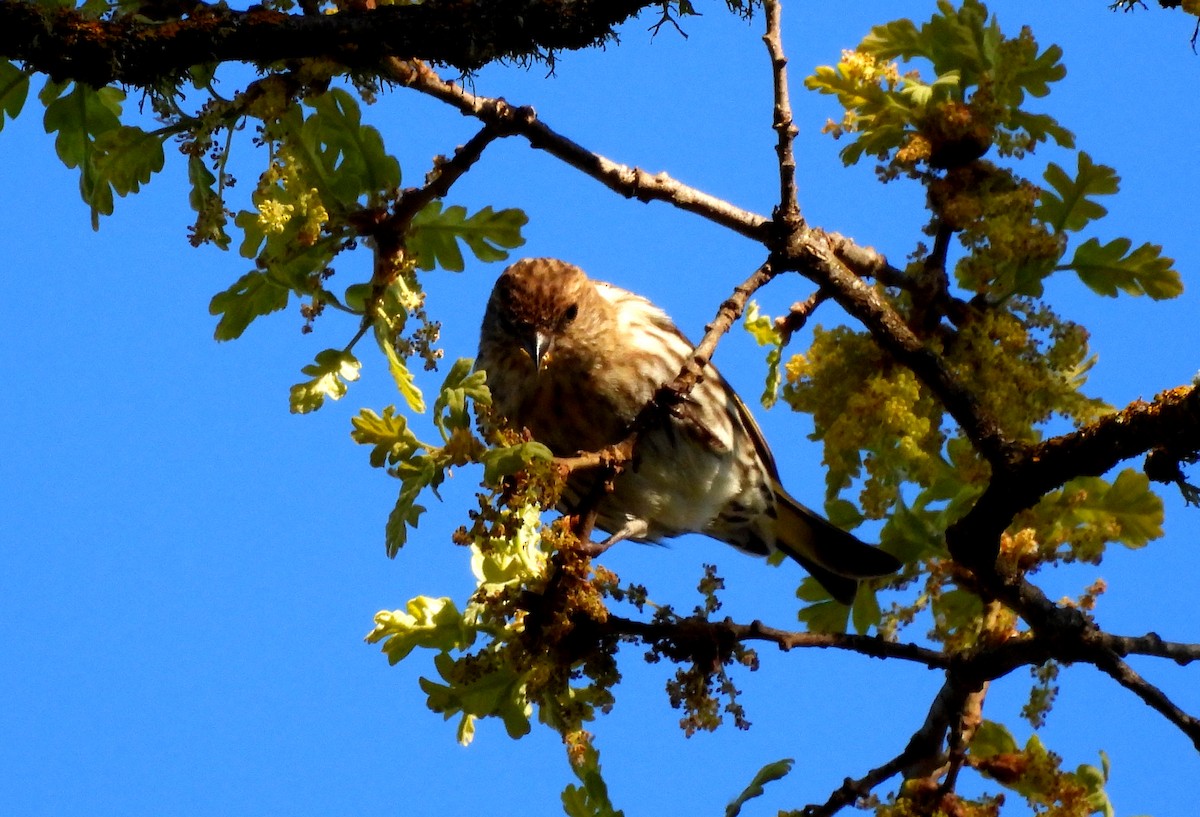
[825,232,908,288]
[940,683,988,796]
[386,125,502,230]
[352,125,503,340]
[602,614,953,668]
[774,289,828,346]
[1097,630,1200,665]
[1094,653,1200,751]
[801,678,974,816]
[385,59,772,241]
[762,0,801,227]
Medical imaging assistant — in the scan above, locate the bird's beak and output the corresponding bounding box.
[523,331,554,373]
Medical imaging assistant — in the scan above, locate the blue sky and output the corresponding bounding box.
[4,3,1200,815]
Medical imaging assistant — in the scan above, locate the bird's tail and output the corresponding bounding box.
[771,485,901,606]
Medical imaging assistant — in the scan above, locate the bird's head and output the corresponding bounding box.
[484,257,601,372]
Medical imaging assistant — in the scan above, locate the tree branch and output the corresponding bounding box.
[774,289,828,346]
[602,613,953,669]
[1093,652,1200,751]
[762,0,801,227]
[390,61,1025,480]
[782,229,1023,469]
[1097,630,1200,665]
[380,124,502,237]
[948,385,1200,575]
[800,677,979,816]
[386,59,773,242]
[0,0,660,87]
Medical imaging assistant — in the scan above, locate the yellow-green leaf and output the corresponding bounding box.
[289,348,361,414]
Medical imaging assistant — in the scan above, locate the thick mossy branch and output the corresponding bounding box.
[948,386,1200,574]
[0,0,659,87]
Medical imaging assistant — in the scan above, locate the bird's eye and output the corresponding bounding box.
[562,303,579,324]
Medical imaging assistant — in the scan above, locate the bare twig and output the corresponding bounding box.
[940,683,989,796]
[1097,630,1200,665]
[762,0,801,227]
[825,232,908,288]
[351,125,503,341]
[800,677,976,816]
[774,289,828,345]
[388,125,502,230]
[354,123,501,255]
[386,59,772,241]
[1094,653,1200,751]
[681,261,779,386]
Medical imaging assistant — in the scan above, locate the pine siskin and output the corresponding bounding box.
[477,258,900,604]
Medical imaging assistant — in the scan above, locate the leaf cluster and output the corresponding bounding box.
[350,358,551,555]
[805,0,1072,171]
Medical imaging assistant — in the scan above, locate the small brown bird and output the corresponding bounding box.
[477,258,900,604]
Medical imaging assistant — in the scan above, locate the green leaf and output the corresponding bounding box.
[298,88,401,208]
[1066,237,1182,301]
[433,357,491,440]
[1032,469,1164,563]
[92,125,166,197]
[343,283,372,313]
[42,83,125,227]
[1006,109,1074,151]
[742,302,784,408]
[724,758,794,817]
[42,83,122,169]
[850,585,882,635]
[385,477,427,557]
[859,18,925,62]
[0,61,30,131]
[828,1,1070,165]
[365,596,472,664]
[189,154,230,249]
[969,719,1018,758]
[562,742,626,817]
[233,209,267,260]
[932,588,983,639]
[1098,469,1165,547]
[383,451,455,556]
[796,584,849,633]
[289,348,362,414]
[1036,152,1119,234]
[409,202,528,272]
[208,270,290,341]
[350,405,422,468]
[742,301,781,347]
[480,441,554,485]
[420,652,532,746]
[879,498,946,563]
[375,321,426,413]
[803,63,918,166]
[824,498,866,530]
[1075,757,1115,817]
